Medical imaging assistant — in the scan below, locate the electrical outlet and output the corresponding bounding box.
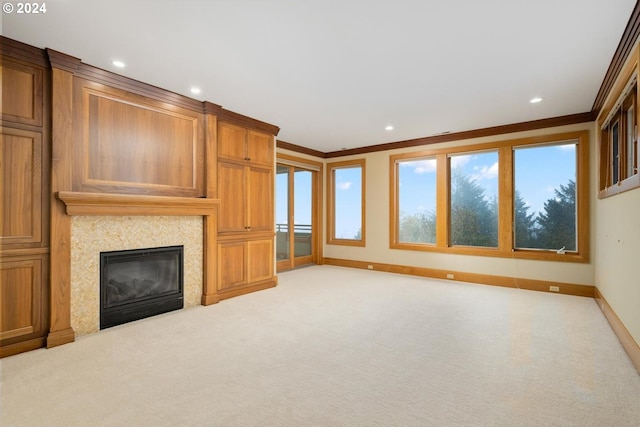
[446,274,454,279]
[367,265,374,270]
[549,286,560,292]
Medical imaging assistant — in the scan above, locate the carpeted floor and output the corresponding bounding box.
[1,265,640,427]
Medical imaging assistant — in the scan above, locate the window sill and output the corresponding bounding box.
[599,174,640,199]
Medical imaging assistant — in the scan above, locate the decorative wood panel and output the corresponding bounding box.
[218,241,247,290]
[218,162,247,232]
[247,239,273,283]
[247,131,273,167]
[248,166,273,232]
[73,80,205,197]
[0,257,43,341]
[218,122,246,162]
[0,128,42,245]
[0,59,43,126]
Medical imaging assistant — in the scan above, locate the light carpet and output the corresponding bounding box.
[2,265,640,426]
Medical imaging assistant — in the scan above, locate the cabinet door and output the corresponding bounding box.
[246,130,273,167]
[248,166,273,232]
[218,162,247,233]
[218,122,246,162]
[218,241,247,290]
[1,128,43,246]
[247,239,273,284]
[0,256,46,344]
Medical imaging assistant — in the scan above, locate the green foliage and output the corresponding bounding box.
[534,180,576,251]
[398,175,577,252]
[450,171,498,247]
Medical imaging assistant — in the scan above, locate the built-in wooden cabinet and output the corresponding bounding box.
[0,51,50,357]
[218,122,273,167]
[218,237,274,295]
[216,120,276,299]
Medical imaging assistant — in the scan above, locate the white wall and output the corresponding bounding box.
[594,182,640,345]
[321,122,596,286]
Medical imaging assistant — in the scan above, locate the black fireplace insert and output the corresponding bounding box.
[100,245,184,329]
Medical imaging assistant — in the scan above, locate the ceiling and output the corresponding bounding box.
[3,0,637,153]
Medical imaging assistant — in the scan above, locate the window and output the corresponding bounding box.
[396,158,437,244]
[327,159,365,246]
[390,131,589,262]
[599,78,639,197]
[514,142,577,252]
[449,151,499,248]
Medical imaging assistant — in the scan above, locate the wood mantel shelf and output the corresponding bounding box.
[57,191,219,216]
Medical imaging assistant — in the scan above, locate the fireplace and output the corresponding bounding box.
[100,245,184,329]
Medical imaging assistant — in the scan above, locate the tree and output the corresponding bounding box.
[535,180,576,251]
[450,171,497,247]
[399,210,436,244]
[514,190,537,248]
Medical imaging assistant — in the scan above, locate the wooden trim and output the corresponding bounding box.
[217,279,277,301]
[0,248,50,256]
[57,191,219,216]
[201,112,219,305]
[325,112,595,158]
[74,63,203,112]
[277,140,326,158]
[594,288,640,374]
[46,49,81,73]
[0,36,48,66]
[217,109,280,136]
[592,1,640,113]
[0,336,46,358]
[203,101,223,115]
[48,61,76,348]
[326,159,366,246]
[46,327,75,348]
[277,152,323,170]
[324,257,595,298]
[598,174,640,198]
[388,131,590,263]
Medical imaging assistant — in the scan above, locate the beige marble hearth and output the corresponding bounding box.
[70,216,203,335]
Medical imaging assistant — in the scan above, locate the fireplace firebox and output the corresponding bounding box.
[100,245,184,329]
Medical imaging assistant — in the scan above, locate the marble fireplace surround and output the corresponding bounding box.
[58,192,219,337]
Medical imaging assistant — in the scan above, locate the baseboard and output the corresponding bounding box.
[201,293,220,306]
[0,337,46,358]
[323,257,594,297]
[46,328,75,348]
[594,288,640,374]
[217,279,277,301]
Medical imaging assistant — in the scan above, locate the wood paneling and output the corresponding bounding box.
[1,59,43,126]
[0,259,38,340]
[218,162,247,232]
[247,239,273,283]
[218,241,247,290]
[247,131,273,167]
[218,122,246,161]
[0,128,42,245]
[73,80,205,197]
[248,167,273,232]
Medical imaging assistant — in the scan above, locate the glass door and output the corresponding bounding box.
[276,164,315,271]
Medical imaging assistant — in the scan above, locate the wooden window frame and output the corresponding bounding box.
[327,158,366,247]
[597,45,640,199]
[389,131,589,263]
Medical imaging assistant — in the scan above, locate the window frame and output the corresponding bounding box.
[389,131,589,263]
[327,158,366,246]
[597,55,640,198]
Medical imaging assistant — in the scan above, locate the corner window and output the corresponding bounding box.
[327,159,365,246]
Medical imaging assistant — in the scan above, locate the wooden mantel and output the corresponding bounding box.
[57,191,219,216]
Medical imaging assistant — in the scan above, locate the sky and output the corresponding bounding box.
[276,141,577,242]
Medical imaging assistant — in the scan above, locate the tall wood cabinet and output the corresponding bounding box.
[217,121,277,299]
[1,47,51,357]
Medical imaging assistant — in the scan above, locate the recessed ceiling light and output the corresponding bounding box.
[530,97,543,104]
[112,60,126,68]
[385,125,394,131]
[190,87,202,95]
